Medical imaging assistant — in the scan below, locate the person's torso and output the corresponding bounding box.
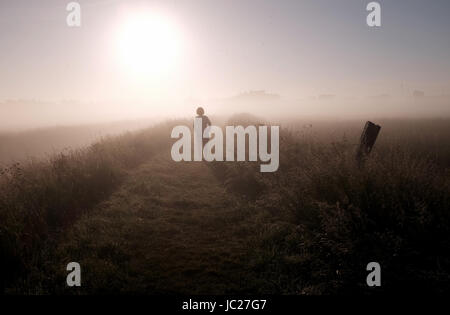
[196,115,210,132]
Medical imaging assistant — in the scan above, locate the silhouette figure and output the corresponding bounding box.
[195,107,211,147]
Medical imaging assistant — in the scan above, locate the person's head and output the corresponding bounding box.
[196,107,204,116]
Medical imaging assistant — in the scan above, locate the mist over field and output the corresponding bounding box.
[2,92,450,131]
[2,93,449,166]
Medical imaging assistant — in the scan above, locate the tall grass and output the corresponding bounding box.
[0,121,179,291]
[1,116,449,294]
[217,117,450,294]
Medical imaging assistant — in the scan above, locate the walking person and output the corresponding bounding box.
[195,107,211,148]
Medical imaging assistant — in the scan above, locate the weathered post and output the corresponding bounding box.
[356,121,381,164]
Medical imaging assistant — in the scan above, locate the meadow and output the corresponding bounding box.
[0,116,449,294]
[0,119,156,165]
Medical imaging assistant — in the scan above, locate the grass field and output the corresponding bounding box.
[1,117,449,294]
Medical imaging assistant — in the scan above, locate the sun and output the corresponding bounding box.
[116,11,181,77]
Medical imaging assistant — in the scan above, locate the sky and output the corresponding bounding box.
[0,0,449,123]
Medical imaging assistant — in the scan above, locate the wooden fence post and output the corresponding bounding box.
[356,121,381,164]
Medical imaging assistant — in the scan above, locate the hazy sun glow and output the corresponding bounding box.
[116,11,181,77]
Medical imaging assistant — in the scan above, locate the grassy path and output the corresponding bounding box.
[56,153,259,294]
